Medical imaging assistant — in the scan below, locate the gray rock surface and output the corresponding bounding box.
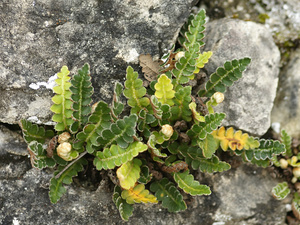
[0,125,27,156]
[203,18,280,136]
[0,159,287,224]
[201,0,300,43]
[0,1,292,224]
[272,48,300,138]
[0,0,195,124]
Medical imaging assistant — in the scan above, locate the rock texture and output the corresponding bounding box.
[0,0,195,124]
[0,159,287,225]
[201,0,300,43]
[0,1,295,224]
[0,125,27,156]
[272,48,300,138]
[203,18,280,136]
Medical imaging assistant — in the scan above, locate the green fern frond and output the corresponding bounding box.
[150,178,187,212]
[188,102,205,123]
[198,155,231,173]
[49,158,87,203]
[28,141,56,169]
[117,158,142,190]
[113,185,134,221]
[147,132,168,158]
[69,64,93,133]
[178,145,230,172]
[281,129,292,157]
[97,114,138,149]
[171,9,206,88]
[244,139,286,161]
[198,133,219,158]
[187,113,225,145]
[193,51,213,74]
[121,184,158,204]
[112,82,124,120]
[178,9,206,50]
[292,193,300,220]
[171,43,202,88]
[19,119,54,144]
[271,182,290,200]
[93,142,148,170]
[148,95,171,126]
[170,86,192,122]
[124,66,150,114]
[138,164,152,184]
[173,170,211,196]
[73,101,111,153]
[154,74,175,106]
[198,57,251,97]
[50,66,73,131]
[212,126,260,151]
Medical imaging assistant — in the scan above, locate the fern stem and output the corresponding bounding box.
[55,150,88,179]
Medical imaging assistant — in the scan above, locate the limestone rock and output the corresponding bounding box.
[271,48,300,138]
[201,0,300,43]
[0,161,287,224]
[209,163,288,225]
[0,0,195,124]
[202,18,280,136]
[0,125,28,156]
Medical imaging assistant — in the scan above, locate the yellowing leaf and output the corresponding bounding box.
[117,158,142,190]
[154,74,175,106]
[121,184,158,204]
[50,66,73,131]
[212,126,260,151]
[193,51,213,74]
[189,102,205,122]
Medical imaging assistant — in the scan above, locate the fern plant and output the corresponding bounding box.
[19,9,286,221]
[270,130,300,220]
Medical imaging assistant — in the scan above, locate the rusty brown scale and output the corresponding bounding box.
[46,136,58,158]
[161,161,189,173]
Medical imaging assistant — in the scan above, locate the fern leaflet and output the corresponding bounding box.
[117,158,142,190]
[50,66,73,131]
[97,114,138,149]
[281,129,292,157]
[121,184,158,204]
[244,139,286,161]
[271,182,290,200]
[178,9,206,50]
[178,145,231,172]
[69,64,93,133]
[113,185,134,221]
[173,170,211,196]
[124,66,150,113]
[73,101,111,153]
[170,86,192,122]
[187,113,225,144]
[112,82,124,120]
[154,74,175,106]
[198,57,251,97]
[93,142,148,170]
[193,51,213,74]
[212,126,260,151]
[19,119,54,144]
[49,158,87,203]
[150,178,187,212]
[28,141,56,169]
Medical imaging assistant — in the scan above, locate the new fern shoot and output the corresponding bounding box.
[19,9,286,221]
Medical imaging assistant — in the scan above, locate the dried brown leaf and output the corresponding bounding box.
[139,54,161,82]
